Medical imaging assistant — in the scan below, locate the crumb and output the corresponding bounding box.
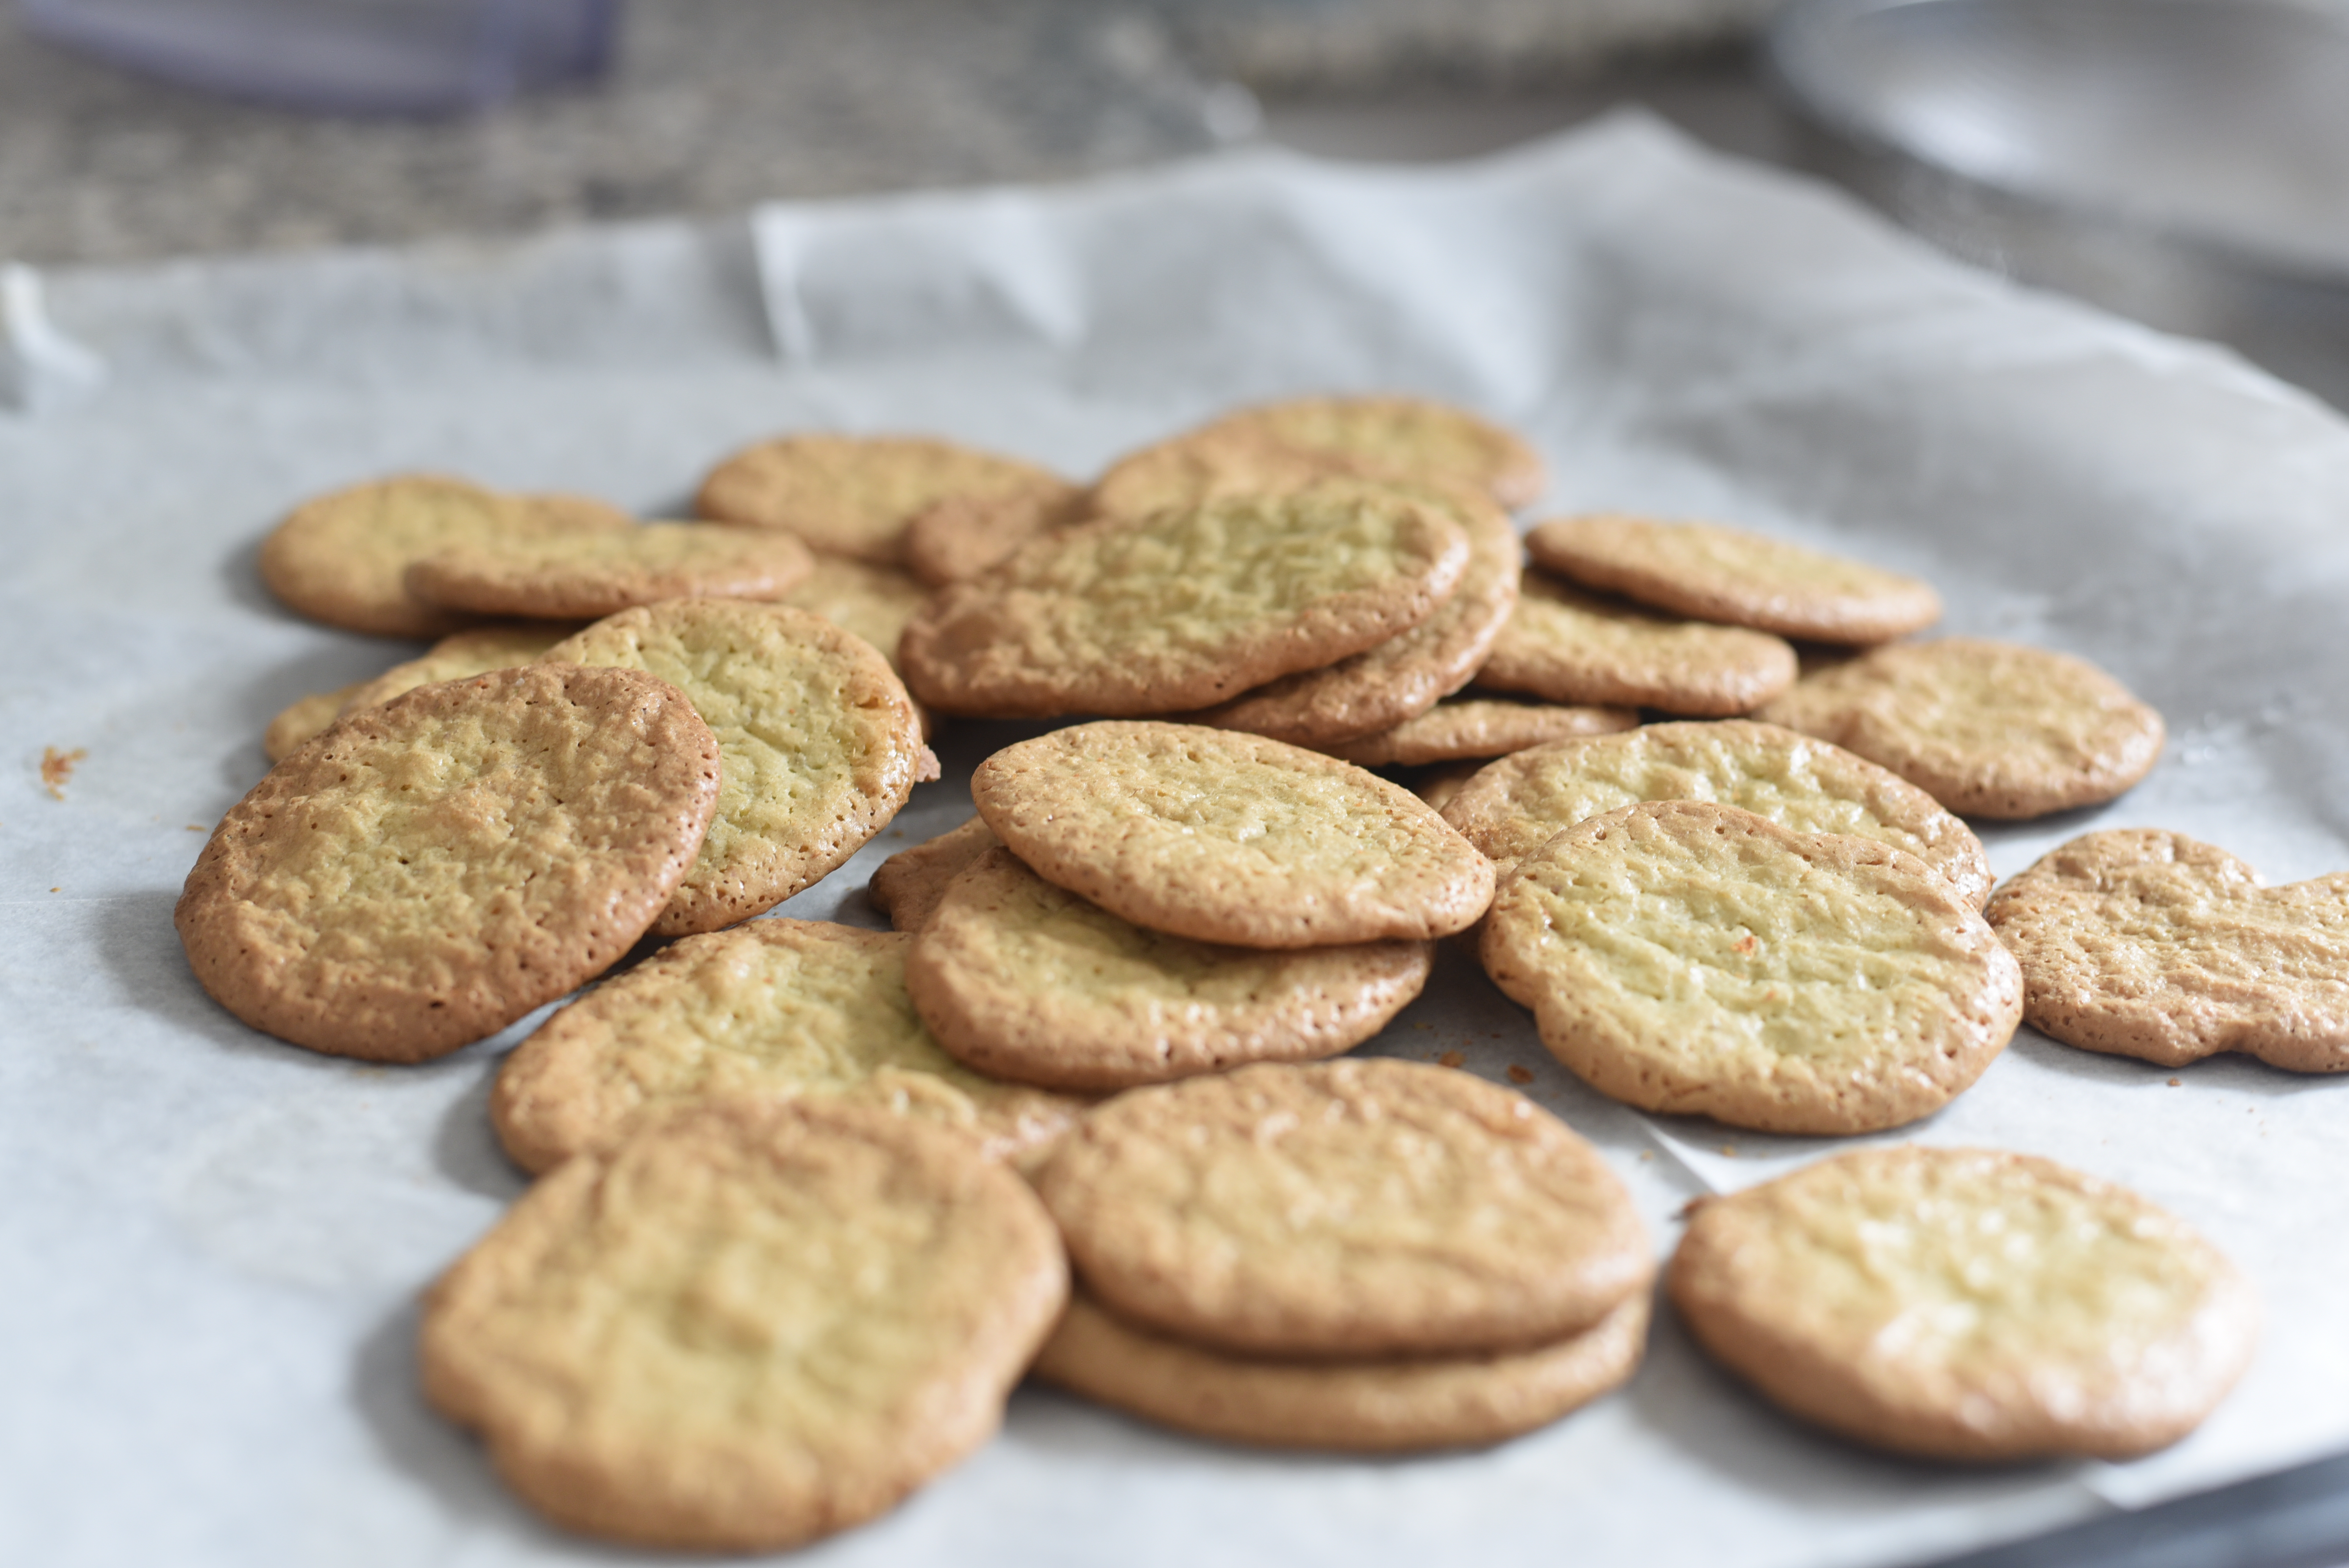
[1717,1144,1737,1157]
[39,747,86,800]
[2168,1077,2182,1087]
[49,886,60,893]
[186,824,206,832]
[1412,1021,1431,1030]
[1438,1050,1464,1069]
[1638,1150,1655,1162]
[1732,934,1757,955]
[1506,1064,1534,1085]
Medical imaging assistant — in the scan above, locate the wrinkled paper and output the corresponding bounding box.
[6,113,2349,1568]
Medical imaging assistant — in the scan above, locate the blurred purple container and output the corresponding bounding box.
[16,0,618,114]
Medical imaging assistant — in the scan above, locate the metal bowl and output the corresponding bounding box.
[1766,0,2349,400]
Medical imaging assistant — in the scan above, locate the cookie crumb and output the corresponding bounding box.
[1638,1150,1655,1162]
[1718,1144,1737,1157]
[1506,1064,1535,1084]
[39,747,86,800]
[2168,1078,2182,1087]
[1438,1050,1465,1069]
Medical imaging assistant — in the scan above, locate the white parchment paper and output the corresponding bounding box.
[7,113,2349,1568]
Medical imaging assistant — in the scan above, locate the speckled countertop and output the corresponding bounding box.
[0,0,1775,265]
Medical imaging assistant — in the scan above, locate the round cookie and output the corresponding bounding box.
[337,622,579,717]
[1440,720,1992,905]
[1476,570,1798,716]
[492,918,1080,1174]
[904,847,1433,1091]
[258,475,634,638]
[1186,481,1524,747]
[1526,515,1942,645]
[900,479,1086,587]
[1036,1058,1652,1358]
[542,600,929,937]
[1669,1146,2258,1461]
[176,664,720,1063]
[261,680,365,763]
[695,433,1062,565]
[1481,801,2021,1134]
[867,816,1004,932]
[422,1098,1069,1551]
[1196,395,1547,510]
[972,722,1494,948]
[1324,698,1638,769]
[1033,1289,1648,1453]
[1087,424,1373,524]
[1755,638,2165,819]
[900,481,1470,720]
[405,522,815,620]
[1984,828,2349,1072]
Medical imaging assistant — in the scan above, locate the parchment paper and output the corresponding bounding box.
[7,113,2349,1568]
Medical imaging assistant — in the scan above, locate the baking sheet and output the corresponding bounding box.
[7,112,2349,1568]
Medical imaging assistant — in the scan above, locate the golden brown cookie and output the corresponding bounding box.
[542,600,929,937]
[258,475,633,638]
[1481,801,2021,1134]
[695,433,1062,565]
[422,1098,1068,1551]
[176,665,720,1063]
[1322,697,1638,769]
[1755,638,2165,819]
[1036,1058,1651,1358]
[491,918,1080,1173]
[405,523,814,620]
[1526,515,1943,645]
[1185,481,1523,747]
[900,479,1086,588]
[261,681,365,763]
[336,623,579,717]
[867,816,1004,932]
[1197,395,1547,510]
[1670,1146,2258,1461]
[973,722,1494,948]
[905,847,1432,1091]
[1086,425,1365,522]
[1476,571,1798,716]
[1034,1288,1647,1453]
[1984,828,2349,1071]
[771,556,933,672]
[900,481,1470,720]
[1440,720,1992,905]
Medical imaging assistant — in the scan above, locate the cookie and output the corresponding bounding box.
[1033,1288,1647,1453]
[1322,697,1638,769]
[904,847,1432,1091]
[1476,570,1798,716]
[1481,801,2021,1134]
[772,556,933,672]
[900,479,1086,587]
[1440,720,1992,905]
[1756,638,2165,819]
[900,481,1470,720]
[867,816,1003,932]
[1525,515,1942,645]
[1087,425,1370,523]
[1038,1059,1650,1358]
[261,681,364,763]
[972,722,1494,948]
[1669,1146,2258,1461]
[1984,828,2349,1071]
[544,601,927,935]
[422,1098,1068,1551]
[405,523,815,620]
[695,433,1061,565]
[491,918,1080,1174]
[258,475,633,638]
[1197,395,1547,510]
[336,622,579,718]
[1185,481,1524,747]
[176,664,720,1063]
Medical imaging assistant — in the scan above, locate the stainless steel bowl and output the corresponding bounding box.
[1767,0,2349,401]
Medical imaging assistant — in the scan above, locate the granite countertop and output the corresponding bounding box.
[0,0,1775,267]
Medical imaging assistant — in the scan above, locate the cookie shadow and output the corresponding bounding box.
[2003,1028,2343,1105]
[430,1052,531,1205]
[90,888,298,1060]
